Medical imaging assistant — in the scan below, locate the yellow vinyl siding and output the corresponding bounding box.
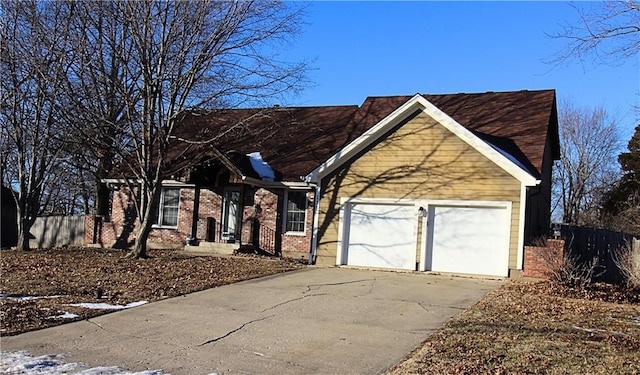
[316,111,523,270]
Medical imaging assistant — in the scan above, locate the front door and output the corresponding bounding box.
[222,189,241,241]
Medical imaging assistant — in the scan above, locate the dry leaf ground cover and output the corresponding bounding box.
[388,281,640,375]
[0,247,305,336]
[2,248,639,374]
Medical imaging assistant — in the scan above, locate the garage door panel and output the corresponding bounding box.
[427,205,509,276]
[346,204,416,270]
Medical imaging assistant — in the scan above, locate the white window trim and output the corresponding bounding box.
[152,187,181,229]
[283,190,308,235]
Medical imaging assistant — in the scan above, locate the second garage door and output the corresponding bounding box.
[426,205,510,277]
[345,203,417,270]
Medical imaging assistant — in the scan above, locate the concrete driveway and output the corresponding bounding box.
[1,267,502,374]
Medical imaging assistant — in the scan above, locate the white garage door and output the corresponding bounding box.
[426,205,509,276]
[345,203,417,270]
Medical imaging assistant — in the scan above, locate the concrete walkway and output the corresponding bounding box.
[1,268,503,374]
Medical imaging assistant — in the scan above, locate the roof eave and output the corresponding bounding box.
[306,94,425,182]
[242,175,315,189]
[307,94,541,186]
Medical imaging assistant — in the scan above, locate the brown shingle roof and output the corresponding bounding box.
[120,89,559,183]
[424,90,559,174]
[167,105,361,181]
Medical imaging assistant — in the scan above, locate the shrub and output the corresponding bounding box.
[533,237,599,288]
[613,241,640,289]
[552,253,599,288]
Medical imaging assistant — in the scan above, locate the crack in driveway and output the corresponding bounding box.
[260,278,378,313]
[304,278,376,294]
[260,294,327,313]
[416,302,467,312]
[198,315,274,347]
[86,318,105,330]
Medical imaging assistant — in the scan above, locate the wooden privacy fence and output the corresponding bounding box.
[30,215,86,248]
[558,224,638,283]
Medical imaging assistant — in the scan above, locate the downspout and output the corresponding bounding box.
[309,181,322,265]
[517,183,528,271]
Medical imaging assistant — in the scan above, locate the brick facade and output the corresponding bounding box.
[87,184,313,255]
[280,190,314,258]
[242,187,314,257]
[523,239,565,279]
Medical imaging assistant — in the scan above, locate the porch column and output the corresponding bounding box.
[191,187,200,240]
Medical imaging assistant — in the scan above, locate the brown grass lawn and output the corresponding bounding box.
[1,248,639,374]
[0,247,305,336]
[388,281,640,374]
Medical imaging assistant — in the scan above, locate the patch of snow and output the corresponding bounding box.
[69,301,148,310]
[0,351,80,374]
[486,141,534,176]
[47,311,79,320]
[572,325,629,337]
[609,315,640,326]
[247,152,275,181]
[572,325,607,334]
[0,351,165,375]
[0,294,62,301]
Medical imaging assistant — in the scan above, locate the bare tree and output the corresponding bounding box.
[550,1,640,65]
[0,1,75,250]
[109,1,306,258]
[60,0,140,218]
[553,100,620,226]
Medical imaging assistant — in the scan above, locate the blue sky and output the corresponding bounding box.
[282,1,638,142]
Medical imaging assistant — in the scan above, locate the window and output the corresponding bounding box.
[154,188,180,227]
[285,191,307,233]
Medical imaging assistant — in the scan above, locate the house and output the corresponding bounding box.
[88,89,559,278]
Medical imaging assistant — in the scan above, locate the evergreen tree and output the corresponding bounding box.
[602,125,640,235]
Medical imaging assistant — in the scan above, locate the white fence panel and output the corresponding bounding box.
[30,215,85,248]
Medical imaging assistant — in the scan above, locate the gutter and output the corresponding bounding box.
[241,175,316,189]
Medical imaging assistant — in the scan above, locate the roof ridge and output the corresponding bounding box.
[422,88,556,96]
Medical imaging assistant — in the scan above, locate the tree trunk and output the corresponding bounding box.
[127,184,160,259]
[16,216,31,251]
[128,217,151,259]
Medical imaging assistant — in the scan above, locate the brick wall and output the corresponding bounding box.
[146,188,193,244]
[523,239,565,279]
[88,184,313,255]
[241,188,313,256]
[255,188,280,230]
[281,190,314,257]
[196,189,222,241]
[85,215,95,244]
[88,186,221,247]
[94,187,136,247]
